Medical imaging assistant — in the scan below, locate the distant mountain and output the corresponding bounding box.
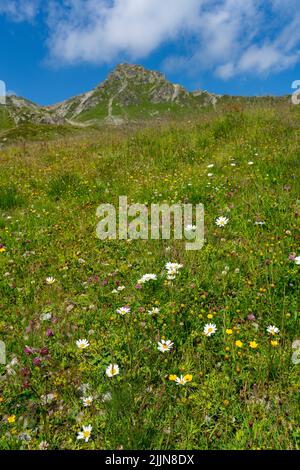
[1,64,219,129]
[0,63,290,133]
[48,63,218,126]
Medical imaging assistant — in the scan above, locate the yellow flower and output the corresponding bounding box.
[235,340,243,348]
[0,397,4,403]
[184,374,193,382]
[207,314,213,319]
[249,341,258,349]
[223,400,230,407]
[271,340,278,347]
[226,329,233,335]
[169,375,177,382]
[0,247,6,253]
[7,415,16,424]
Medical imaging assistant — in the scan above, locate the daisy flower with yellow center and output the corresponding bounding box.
[117,306,131,316]
[82,396,93,407]
[157,340,174,353]
[175,375,187,386]
[204,323,217,337]
[215,216,229,228]
[77,425,92,443]
[106,364,119,377]
[76,339,90,350]
[267,325,280,336]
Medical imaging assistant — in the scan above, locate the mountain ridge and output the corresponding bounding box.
[1,63,219,128]
[1,63,290,131]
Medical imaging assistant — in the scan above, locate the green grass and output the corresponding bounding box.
[0,104,299,450]
[0,107,14,131]
[0,185,23,210]
[0,122,78,143]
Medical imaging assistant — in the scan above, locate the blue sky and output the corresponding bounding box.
[1,0,300,105]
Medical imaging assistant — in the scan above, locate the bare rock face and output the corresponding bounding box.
[5,95,64,126]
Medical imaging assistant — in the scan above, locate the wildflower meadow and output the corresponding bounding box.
[0,105,299,450]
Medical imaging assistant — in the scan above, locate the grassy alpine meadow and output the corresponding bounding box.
[0,104,299,450]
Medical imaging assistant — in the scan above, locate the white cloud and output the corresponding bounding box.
[1,0,300,79]
[0,0,40,22]
[46,0,201,64]
[163,0,300,79]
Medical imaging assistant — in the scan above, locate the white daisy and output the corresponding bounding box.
[204,323,217,337]
[138,273,157,284]
[175,375,187,385]
[148,307,160,315]
[165,262,183,271]
[295,256,300,265]
[157,340,174,353]
[82,396,93,407]
[106,364,119,377]
[215,216,229,227]
[267,325,280,336]
[165,262,183,280]
[117,306,131,316]
[46,277,56,285]
[76,339,90,350]
[77,425,92,442]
